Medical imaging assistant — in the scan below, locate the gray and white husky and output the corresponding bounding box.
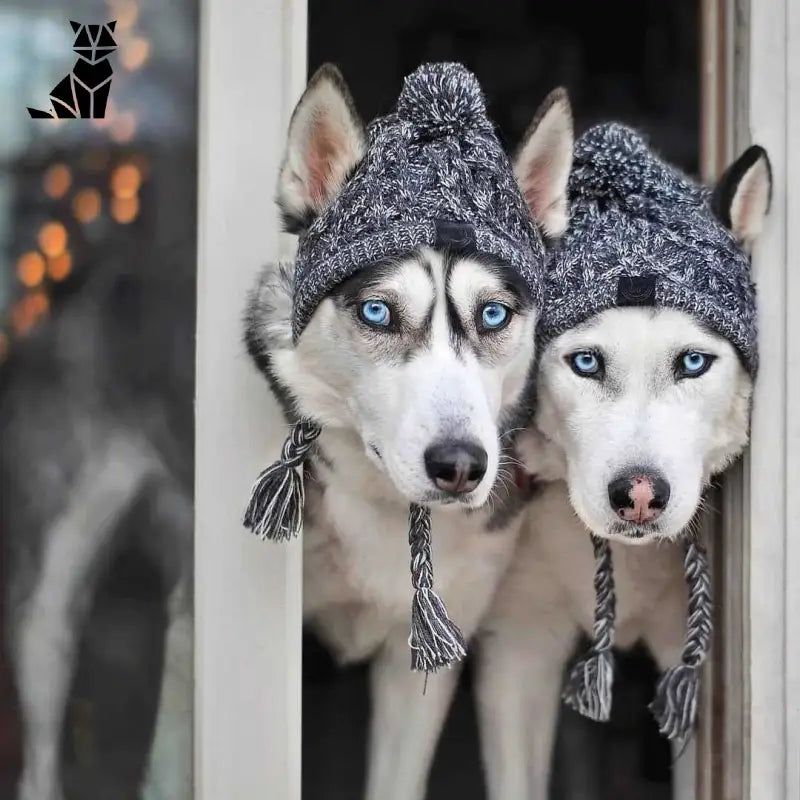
[476,137,772,799]
[1,254,195,800]
[244,66,573,800]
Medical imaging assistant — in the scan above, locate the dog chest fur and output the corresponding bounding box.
[486,482,687,655]
[303,428,522,664]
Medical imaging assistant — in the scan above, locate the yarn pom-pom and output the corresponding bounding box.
[569,122,704,208]
[396,62,489,138]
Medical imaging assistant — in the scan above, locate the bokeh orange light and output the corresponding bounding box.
[10,291,49,337]
[16,251,46,288]
[72,188,102,223]
[92,99,115,130]
[110,111,137,143]
[43,164,72,199]
[121,37,150,71]
[111,164,142,199]
[47,251,73,282]
[112,0,139,32]
[111,195,140,224]
[37,222,68,258]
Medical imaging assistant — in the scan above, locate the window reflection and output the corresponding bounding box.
[0,2,197,798]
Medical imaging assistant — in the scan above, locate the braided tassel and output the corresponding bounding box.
[563,535,616,721]
[407,504,467,672]
[243,420,321,542]
[649,538,712,741]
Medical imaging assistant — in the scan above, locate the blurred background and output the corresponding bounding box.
[0,0,700,798]
[0,1,196,798]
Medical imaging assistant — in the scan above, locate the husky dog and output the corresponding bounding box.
[1,252,194,800]
[476,131,771,799]
[243,66,573,800]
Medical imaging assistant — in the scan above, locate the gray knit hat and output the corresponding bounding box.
[542,122,758,374]
[244,63,545,674]
[553,123,761,742]
[291,63,544,340]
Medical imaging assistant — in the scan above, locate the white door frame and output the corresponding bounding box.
[195,0,307,797]
[739,0,800,796]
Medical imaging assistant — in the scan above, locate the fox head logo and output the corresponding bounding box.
[28,20,118,119]
[70,20,118,65]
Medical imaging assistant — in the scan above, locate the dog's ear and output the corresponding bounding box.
[277,64,366,235]
[711,145,772,249]
[513,88,574,239]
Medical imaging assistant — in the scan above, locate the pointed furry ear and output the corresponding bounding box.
[514,88,574,239]
[711,145,772,248]
[277,64,366,234]
[70,20,81,33]
[107,20,117,32]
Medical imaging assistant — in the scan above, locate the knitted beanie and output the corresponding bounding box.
[292,64,544,340]
[244,63,544,674]
[554,123,755,742]
[541,122,758,374]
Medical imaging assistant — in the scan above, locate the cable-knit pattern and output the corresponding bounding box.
[291,63,544,340]
[540,123,758,375]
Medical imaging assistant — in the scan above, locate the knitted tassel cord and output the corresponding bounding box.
[407,504,467,673]
[563,535,616,722]
[650,538,712,741]
[243,420,322,542]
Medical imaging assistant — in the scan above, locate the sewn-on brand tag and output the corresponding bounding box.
[434,219,475,251]
[616,275,657,306]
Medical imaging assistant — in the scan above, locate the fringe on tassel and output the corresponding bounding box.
[649,538,712,741]
[243,420,321,542]
[407,504,467,672]
[562,535,616,722]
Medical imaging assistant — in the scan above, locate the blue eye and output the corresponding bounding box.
[569,350,602,377]
[678,351,714,378]
[480,302,510,330]
[359,299,390,327]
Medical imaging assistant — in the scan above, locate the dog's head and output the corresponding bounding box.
[518,139,771,542]
[246,65,573,509]
[69,21,118,65]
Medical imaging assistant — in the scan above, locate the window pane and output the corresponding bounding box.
[0,2,197,798]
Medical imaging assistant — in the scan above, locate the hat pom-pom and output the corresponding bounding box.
[570,122,703,208]
[397,62,489,139]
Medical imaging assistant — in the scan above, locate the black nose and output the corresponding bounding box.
[424,441,488,495]
[608,470,671,524]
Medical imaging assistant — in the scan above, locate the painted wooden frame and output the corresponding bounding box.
[195,0,307,796]
[700,0,800,797]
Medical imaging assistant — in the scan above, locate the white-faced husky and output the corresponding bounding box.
[476,123,771,799]
[243,64,573,800]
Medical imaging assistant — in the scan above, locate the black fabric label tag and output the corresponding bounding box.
[434,219,476,251]
[616,275,657,306]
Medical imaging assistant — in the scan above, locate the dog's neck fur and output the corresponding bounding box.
[307,423,530,530]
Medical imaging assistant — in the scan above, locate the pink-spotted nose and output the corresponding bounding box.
[608,472,670,524]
